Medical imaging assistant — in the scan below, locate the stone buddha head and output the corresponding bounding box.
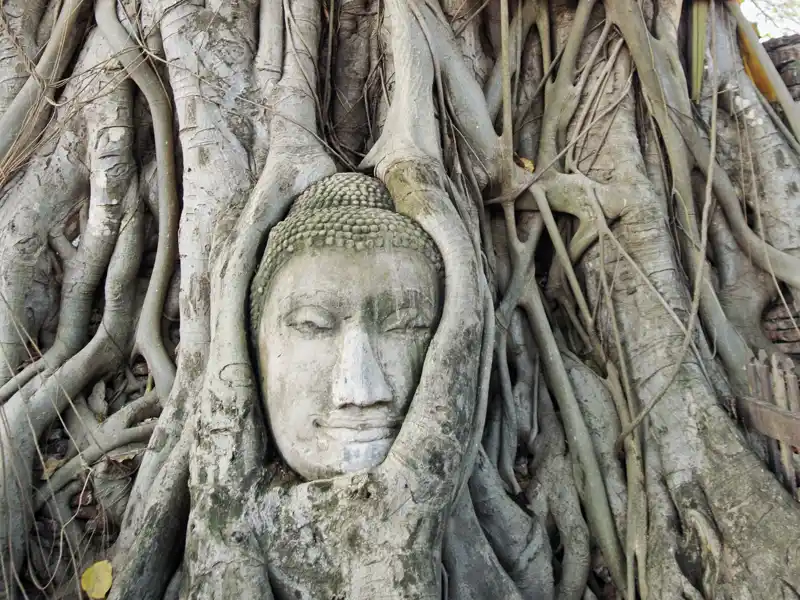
[250,173,444,481]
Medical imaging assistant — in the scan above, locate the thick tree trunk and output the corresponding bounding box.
[0,1,798,599]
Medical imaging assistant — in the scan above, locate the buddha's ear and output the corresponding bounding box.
[379,161,488,508]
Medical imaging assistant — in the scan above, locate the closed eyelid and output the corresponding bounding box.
[283,305,337,327]
[380,306,435,330]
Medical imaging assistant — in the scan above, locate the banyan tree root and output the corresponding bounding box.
[1,1,800,599]
[0,0,90,179]
[0,34,136,403]
[0,172,143,599]
[95,0,178,400]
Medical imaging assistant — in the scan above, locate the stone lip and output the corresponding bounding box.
[314,413,403,442]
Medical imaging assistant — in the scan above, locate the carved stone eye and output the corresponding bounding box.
[381,308,431,334]
[285,306,336,334]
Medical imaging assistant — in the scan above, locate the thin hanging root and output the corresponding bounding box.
[684,122,800,290]
[563,354,628,536]
[96,0,179,400]
[330,0,371,165]
[495,328,522,494]
[529,184,595,334]
[528,387,590,600]
[469,449,554,597]
[401,0,502,188]
[536,0,597,167]
[0,73,135,405]
[566,35,625,172]
[178,1,335,597]
[483,0,540,120]
[545,179,713,392]
[0,0,87,181]
[519,282,627,594]
[593,214,650,599]
[604,0,800,294]
[592,9,761,398]
[493,206,542,495]
[0,179,143,599]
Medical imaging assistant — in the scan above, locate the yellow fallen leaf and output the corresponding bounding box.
[40,457,66,480]
[517,156,535,173]
[81,560,113,599]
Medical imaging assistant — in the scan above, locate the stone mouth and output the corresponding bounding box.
[323,426,398,443]
[314,414,402,442]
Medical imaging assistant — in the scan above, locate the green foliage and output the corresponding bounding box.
[744,0,800,38]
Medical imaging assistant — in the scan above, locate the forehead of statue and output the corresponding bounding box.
[261,247,441,319]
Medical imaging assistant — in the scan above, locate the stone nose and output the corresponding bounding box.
[331,324,392,408]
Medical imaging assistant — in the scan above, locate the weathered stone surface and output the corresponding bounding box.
[765,34,800,100]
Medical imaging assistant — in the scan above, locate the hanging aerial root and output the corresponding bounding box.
[329,0,371,165]
[174,1,334,598]
[0,23,139,390]
[492,182,626,595]
[0,0,89,183]
[469,449,554,598]
[563,354,628,537]
[96,0,178,400]
[518,281,627,593]
[566,33,626,173]
[605,0,800,343]
[443,483,526,600]
[595,230,648,600]
[493,206,543,494]
[0,0,51,116]
[527,385,591,600]
[535,0,597,168]
[483,0,541,121]
[689,124,800,288]
[0,60,135,404]
[0,176,143,600]
[116,0,258,546]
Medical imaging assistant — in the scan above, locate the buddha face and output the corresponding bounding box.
[257,247,442,480]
